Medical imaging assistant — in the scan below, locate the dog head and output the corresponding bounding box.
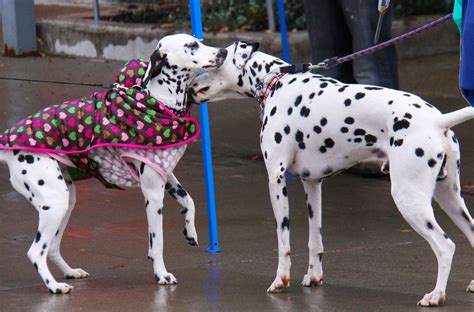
[188,41,263,103]
[143,34,228,85]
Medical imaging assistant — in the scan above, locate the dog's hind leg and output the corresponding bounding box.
[138,163,177,285]
[48,168,89,279]
[432,131,474,292]
[8,153,74,293]
[389,141,455,306]
[265,163,292,293]
[165,173,198,246]
[301,179,324,287]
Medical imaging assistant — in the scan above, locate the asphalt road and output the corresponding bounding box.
[0,52,473,311]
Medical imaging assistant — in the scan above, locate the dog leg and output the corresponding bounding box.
[266,170,291,293]
[432,134,474,292]
[390,146,454,306]
[48,169,89,279]
[301,180,324,287]
[165,173,198,246]
[8,154,74,294]
[139,163,177,285]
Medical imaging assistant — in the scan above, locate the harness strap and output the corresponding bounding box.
[120,151,169,181]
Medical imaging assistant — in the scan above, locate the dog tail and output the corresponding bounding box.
[438,106,474,129]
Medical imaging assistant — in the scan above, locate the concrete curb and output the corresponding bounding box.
[36,14,460,62]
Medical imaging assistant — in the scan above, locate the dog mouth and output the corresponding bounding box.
[203,58,225,69]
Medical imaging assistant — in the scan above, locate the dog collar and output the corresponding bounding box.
[257,73,287,111]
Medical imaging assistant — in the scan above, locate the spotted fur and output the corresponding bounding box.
[0,34,227,294]
[189,42,474,307]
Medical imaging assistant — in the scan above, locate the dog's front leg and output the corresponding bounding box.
[165,173,198,246]
[266,172,291,293]
[301,180,324,287]
[139,163,177,285]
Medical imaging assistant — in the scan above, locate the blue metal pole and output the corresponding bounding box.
[276,0,291,63]
[189,0,221,253]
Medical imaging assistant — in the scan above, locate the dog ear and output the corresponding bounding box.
[233,41,260,69]
[248,41,260,52]
[143,49,166,86]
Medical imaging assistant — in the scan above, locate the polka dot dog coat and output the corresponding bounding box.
[0,60,199,188]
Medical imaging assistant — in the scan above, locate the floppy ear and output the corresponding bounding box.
[233,41,260,69]
[248,41,260,52]
[143,49,166,86]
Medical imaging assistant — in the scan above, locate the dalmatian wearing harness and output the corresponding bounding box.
[189,41,474,306]
[0,34,227,294]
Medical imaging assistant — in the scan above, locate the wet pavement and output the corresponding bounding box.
[1,52,474,311]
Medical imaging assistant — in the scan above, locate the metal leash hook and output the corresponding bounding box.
[374,0,391,44]
[278,57,340,74]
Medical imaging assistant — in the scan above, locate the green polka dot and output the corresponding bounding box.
[68,132,77,141]
[86,99,94,104]
[35,131,44,139]
[17,126,24,133]
[127,96,135,102]
[129,128,137,137]
[147,109,156,116]
[126,89,134,96]
[109,116,117,124]
[123,103,132,110]
[68,107,76,114]
[147,98,157,105]
[33,112,41,118]
[119,74,125,82]
[144,115,152,123]
[94,125,101,134]
[138,68,145,76]
[189,124,196,133]
[96,101,103,109]
[85,116,93,125]
[112,138,119,143]
[163,129,171,138]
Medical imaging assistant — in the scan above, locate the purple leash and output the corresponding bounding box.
[280,13,454,73]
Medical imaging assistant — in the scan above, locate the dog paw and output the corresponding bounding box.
[266,275,290,293]
[48,282,74,294]
[301,274,323,287]
[466,280,474,292]
[155,272,178,285]
[183,227,198,247]
[64,268,90,279]
[417,290,446,307]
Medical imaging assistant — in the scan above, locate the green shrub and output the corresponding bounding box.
[111,0,456,32]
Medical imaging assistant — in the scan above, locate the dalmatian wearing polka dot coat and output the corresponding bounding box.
[0,34,227,294]
[189,41,474,307]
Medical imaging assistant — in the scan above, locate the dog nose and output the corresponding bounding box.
[217,49,228,59]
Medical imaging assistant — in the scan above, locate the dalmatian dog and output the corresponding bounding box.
[189,41,474,306]
[0,34,227,294]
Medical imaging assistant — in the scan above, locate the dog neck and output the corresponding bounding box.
[145,59,195,113]
[240,52,288,98]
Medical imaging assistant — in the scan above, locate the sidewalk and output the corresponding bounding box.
[0,43,474,310]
